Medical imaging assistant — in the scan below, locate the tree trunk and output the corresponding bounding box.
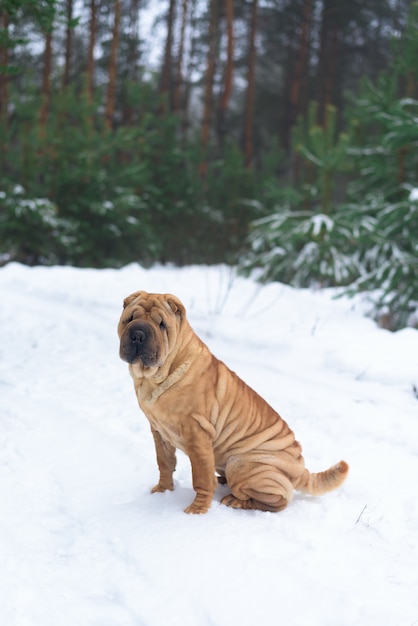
[324,21,338,120]
[105,0,121,130]
[316,0,338,126]
[174,0,188,113]
[199,0,219,180]
[128,0,140,81]
[0,10,9,135]
[86,0,97,104]
[62,0,73,90]
[0,10,10,173]
[216,0,234,155]
[286,0,312,149]
[122,0,141,125]
[398,2,416,188]
[160,0,176,112]
[39,29,53,127]
[244,0,257,169]
[181,0,197,143]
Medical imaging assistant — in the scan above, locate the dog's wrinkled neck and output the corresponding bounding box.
[142,361,193,403]
[132,335,205,404]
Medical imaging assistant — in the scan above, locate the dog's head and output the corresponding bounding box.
[118,291,185,378]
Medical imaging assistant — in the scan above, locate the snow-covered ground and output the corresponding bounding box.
[1,262,417,626]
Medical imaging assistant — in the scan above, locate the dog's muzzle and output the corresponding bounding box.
[119,322,160,366]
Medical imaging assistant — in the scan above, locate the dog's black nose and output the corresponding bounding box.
[130,329,145,344]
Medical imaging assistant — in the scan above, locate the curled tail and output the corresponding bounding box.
[296,460,349,496]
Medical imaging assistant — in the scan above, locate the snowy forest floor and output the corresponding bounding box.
[1,263,417,626]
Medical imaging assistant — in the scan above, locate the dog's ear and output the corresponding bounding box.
[165,294,185,319]
[123,291,146,309]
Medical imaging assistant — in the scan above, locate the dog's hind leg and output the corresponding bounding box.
[221,454,295,512]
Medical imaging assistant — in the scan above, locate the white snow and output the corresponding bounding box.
[409,187,418,201]
[309,213,334,236]
[1,262,417,626]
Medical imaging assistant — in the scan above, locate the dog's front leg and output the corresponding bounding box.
[150,427,177,493]
[183,425,217,514]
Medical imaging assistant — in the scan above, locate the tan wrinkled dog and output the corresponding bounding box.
[118,291,348,514]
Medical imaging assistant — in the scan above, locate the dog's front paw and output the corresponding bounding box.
[151,481,174,493]
[184,493,211,514]
[184,502,209,514]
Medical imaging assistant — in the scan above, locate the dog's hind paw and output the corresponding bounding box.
[221,494,255,509]
[221,493,288,512]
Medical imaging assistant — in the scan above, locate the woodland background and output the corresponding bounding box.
[0,0,417,328]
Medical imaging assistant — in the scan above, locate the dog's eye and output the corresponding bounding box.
[159,320,166,331]
[125,314,134,324]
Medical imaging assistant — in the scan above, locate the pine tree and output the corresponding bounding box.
[339,3,418,328]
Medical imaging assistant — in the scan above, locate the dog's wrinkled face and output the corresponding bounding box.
[118,291,184,377]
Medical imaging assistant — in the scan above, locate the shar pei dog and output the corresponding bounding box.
[118,291,348,514]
